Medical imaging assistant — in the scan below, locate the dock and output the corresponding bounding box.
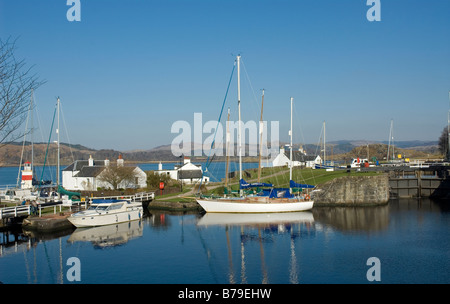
[0,191,155,231]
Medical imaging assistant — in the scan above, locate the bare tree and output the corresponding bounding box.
[0,37,45,146]
[97,165,137,190]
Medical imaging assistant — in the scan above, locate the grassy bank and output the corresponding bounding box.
[154,166,382,202]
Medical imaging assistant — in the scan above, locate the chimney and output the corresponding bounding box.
[184,157,190,164]
[88,155,94,166]
[105,158,110,167]
[117,154,124,167]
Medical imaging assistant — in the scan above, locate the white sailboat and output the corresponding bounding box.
[196,56,314,213]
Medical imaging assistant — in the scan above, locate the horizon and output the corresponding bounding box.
[1,1,449,152]
[5,138,439,154]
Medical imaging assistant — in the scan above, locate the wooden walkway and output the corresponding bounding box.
[0,192,155,221]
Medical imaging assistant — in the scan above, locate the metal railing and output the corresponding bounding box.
[0,192,154,220]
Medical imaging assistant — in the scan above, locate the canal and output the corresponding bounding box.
[1,198,449,284]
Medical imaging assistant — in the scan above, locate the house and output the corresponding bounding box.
[156,157,209,185]
[62,154,147,191]
[272,146,321,168]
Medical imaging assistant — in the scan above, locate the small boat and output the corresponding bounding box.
[68,199,143,228]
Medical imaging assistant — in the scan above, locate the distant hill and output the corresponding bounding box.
[0,140,440,167]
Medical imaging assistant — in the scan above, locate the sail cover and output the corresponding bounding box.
[240,179,273,189]
[290,180,315,189]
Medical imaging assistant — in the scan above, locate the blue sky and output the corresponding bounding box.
[1,0,449,151]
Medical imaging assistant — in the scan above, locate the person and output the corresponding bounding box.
[31,200,38,215]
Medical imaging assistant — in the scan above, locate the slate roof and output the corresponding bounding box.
[283,151,318,162]
[63,160,107,172]
[178,170,203,179]
[74,166,105,178]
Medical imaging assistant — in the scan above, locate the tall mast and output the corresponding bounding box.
[225,108,231,190]
[289,97,293,185]
[323,120,326,166]
[31,90,34,176]
[258,89,264,183]
[56,97,60,188]
[237,55,242,196]
[387,119,393,162]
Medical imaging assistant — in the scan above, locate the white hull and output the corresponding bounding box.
[197,197,313,213]
[68,201,143,228]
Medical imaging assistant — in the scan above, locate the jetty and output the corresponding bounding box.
[0,191,155,231]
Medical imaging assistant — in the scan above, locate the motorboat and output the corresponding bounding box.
[68,199,143,228]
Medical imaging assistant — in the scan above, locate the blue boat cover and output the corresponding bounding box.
[92,199,127,204]
[240,179,273,189]
[289,180,315,189]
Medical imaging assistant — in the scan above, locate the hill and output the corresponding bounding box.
[0,140,441,167]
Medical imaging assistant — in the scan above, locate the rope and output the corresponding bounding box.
[39,103,57,189]
[198,60,236,194]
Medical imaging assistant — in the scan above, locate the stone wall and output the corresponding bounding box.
[312,174,390,206]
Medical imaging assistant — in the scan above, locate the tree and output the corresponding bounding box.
[146,171,171,189]
[97,165,137,190]
[0,38,44,147]
[438,126,448,158]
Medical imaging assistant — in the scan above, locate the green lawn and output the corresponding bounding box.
[207,167,382,195]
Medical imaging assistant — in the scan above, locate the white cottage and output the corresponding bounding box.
[272,147,321,168]
[156,157,209,185]
[62,155,147,191]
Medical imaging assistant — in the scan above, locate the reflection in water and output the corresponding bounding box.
[197,212,315,284]
[312,205,389,233]
[68,220,144,248]
[1,198,448,283]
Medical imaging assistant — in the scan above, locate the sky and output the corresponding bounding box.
[0,0,449,152]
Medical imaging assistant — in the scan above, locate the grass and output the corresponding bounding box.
[207,167,383,196]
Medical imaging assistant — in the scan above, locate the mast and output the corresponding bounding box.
[323,121,326,166]
[289,97,293,187]
[56,97,60,188]
[31,90,34,178]
[237,55,243,196]
[387,119,393,162]
[258,89,264,183]
[225,108,231,191]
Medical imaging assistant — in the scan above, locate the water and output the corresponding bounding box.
[0,161,260,187]
[1,165,449,284]
[1,198,449,284]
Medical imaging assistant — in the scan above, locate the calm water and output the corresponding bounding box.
[1,165,449,284]
[1,198,449,284]
[0,161,260,187]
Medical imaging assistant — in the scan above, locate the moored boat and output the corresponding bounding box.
[68,199,143,228]
[196,56,314,213]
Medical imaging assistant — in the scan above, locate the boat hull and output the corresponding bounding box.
[68,206,143,228]
[196,197,313,213]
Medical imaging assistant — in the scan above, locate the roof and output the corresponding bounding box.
[284,151,318,162]
[74,166,105,177]
[178,170,203,179]
[63,160,107,171]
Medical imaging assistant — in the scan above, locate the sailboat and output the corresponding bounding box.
[196,56,314,213]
